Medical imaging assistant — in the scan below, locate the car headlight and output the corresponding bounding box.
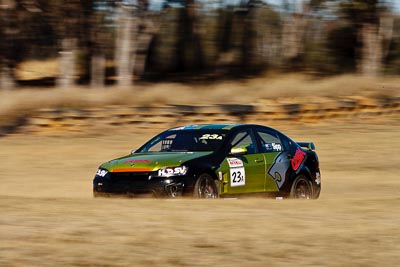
[96,168,109,177]
[157,166,188,177]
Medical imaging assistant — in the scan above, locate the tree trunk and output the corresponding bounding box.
[379,14,394,62]
[281,1,309,67]
[135,18,158,76]
[0,0,16,90]
[359,23,381,77]
[358,11,394,77]
[281,13,307,61]
[91,53,106,88]
[0,64,15,90]
[57,38,77,89]
[115,7,136,87]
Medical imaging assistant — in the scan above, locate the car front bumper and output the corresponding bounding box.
[93,173,194,198]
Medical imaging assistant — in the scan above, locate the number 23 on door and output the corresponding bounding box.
[230,167,245,186]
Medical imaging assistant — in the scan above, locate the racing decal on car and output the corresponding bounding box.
[228,158,245,187]
[125,159,151,163]
[96,169,108,177]
[199,134,223,140]
[158,166,187,176]
[125,159,151,165]
[227,158,243,168]
[291,148,307,171]
[265,142,283,152]
[111,168,152,172]
[267,152,291,188]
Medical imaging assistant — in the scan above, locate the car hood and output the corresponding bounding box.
[100,151,213,172]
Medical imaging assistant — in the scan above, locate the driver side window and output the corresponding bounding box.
[230,130,256,154]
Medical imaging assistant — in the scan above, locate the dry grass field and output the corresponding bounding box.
[0,118,399,267]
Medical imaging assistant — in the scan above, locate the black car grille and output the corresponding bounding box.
[110,172,151,182]
[109,172,154,192]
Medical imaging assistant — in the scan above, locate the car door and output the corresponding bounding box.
[224,129,266,194]
[254,128,291,192]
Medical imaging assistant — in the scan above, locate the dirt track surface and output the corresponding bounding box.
[1,120,399,267]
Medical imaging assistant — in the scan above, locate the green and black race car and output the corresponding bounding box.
[93,124,321,199]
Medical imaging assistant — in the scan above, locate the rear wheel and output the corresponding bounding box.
[290,175,313,199]
[193,173,219,198]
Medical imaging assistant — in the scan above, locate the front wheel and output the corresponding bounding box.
[290,175,313,199]
[193,173,219,198]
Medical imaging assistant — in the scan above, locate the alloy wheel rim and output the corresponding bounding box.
[199,178,216,198]
[295,180,311,199]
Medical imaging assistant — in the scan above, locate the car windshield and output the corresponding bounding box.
[137,130,227,152]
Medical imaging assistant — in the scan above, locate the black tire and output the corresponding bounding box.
[193,173,219,198]
[290,175,313,199]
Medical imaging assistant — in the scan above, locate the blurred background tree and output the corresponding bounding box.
[0,0,399,89]
[339,0,393,76]
[0,0,19,89]
[46,0,83,88]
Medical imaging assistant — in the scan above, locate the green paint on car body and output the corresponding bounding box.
[101,152,212,172]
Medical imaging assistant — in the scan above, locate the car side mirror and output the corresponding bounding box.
[230,146,248,156]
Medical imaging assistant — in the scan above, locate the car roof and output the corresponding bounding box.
[167,124,285,136]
